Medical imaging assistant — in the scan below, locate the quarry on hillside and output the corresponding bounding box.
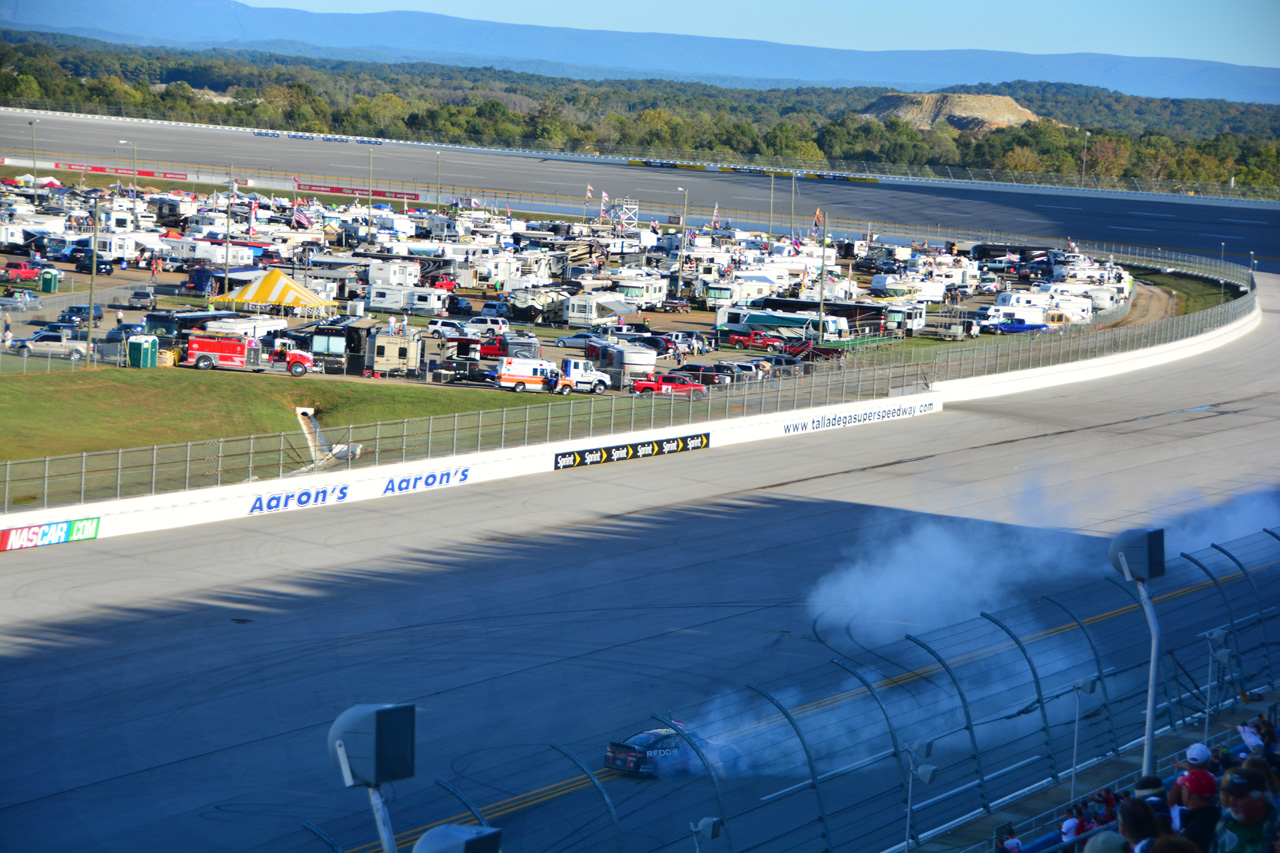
[861,93,1039,133]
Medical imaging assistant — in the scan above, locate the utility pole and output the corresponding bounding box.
[818,213,828,343]
[223,164,233,306]
[790,172,795,238]
[768,174,774,240]
[119,139,138,231]
[436,151,442,213]
[368,149,374,230]
[1080,131,1090,188]
[676,186,689,291]
[88,196,98,366]
[28,119,38,198]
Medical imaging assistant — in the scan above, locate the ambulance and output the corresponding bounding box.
[493,357,572,394]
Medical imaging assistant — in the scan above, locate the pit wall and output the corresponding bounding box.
[0,299,1261,553]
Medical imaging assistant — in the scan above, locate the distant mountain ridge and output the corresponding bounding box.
[2,0,1278,103]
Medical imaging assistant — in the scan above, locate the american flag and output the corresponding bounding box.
[585,184,594,199]
[292,208,314,229]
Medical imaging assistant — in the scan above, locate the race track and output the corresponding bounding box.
[2,108,1278,272]
[2,274,1278,852]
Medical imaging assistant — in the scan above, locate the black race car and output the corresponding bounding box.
[604,725,742,777]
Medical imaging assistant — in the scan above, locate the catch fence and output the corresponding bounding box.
[252,526,1280,853]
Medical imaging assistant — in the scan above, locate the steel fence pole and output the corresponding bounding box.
[1104,574,1181,731]
[980,612,1060,782]
[118,447,124,497]
[746,684,834,852]
[433,778,489,827]
[549,744,624,853]
[79,452,86,503]
[1042,595,1122,756]
[1180,551,1248,697]
[184,442,191,491]
[150,445,157,495]
[830,658,911,801]
[651,713,734,853]
[1209,542,1276,688]
[905,634,991,812]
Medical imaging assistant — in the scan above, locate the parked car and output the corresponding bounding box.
[753,354,803,377]
[634,335,678,356]
[425,319,467,339]
[554,331,608,350]
[74,258,115,276]
[60,304,104,328]
[105,323,145,343]
[446,296,473,316]
[462,317,510,338]
[672,365,731,385]
[852,258,879,274]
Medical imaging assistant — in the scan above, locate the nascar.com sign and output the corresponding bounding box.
[1,517,100,552]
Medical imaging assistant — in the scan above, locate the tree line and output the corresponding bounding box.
[1,29,1277,188]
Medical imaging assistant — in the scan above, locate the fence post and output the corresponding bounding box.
[3,459,9,513]
[1180,551,1247,698]
[1209,542,1276,689]
[452,413,458,455]
[830,658,912,805]
[476,410,482,452]
[117,447,124,497]
[549,744,624,853]
[980,612,1060,782]
[279,433,286,479]
[905,634,992,812]
[745,684,834,852]
[80,452,87,503]
[401,419,408,462]
[650,713,735,853]
[216,439,223,487]
[185,442,191,491]
[248,434,255,481]
[150,445,157,495]
[433,778,489,828]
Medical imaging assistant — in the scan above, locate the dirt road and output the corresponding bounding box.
[1111,283,1176,326]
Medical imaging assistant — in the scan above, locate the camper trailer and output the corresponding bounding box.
[366,330,426,377]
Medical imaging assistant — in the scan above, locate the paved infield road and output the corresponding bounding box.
[1,275,1277,851]
[3,108,1277,272]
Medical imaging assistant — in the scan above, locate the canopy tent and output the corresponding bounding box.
[211,269,337,318]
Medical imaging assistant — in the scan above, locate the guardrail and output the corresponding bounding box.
[6,99,1279,202]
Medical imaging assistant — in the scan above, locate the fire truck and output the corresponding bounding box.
[183,332,316,377]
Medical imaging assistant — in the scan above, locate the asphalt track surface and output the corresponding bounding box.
[2,108,1278,272]
[2,275,1279,852]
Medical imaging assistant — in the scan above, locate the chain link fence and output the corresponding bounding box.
[7,99,1278,202]
[1,280,1256,512]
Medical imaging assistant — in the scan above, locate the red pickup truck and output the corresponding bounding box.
[3,261,41,282]
[633,374,708,400]
[727,330,785,352]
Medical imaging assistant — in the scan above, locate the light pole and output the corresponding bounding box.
[436,151,442,213]
[119,140,138,231]
[676,186,689,288]
[368,149,374,230]
[28,119,38,198]
[790,171,796,238]
[1071,677,1098,802]
[762,172,773,239]
[903,740,936,852]
[1080,131,1090,188]
[1110,528,1165,776]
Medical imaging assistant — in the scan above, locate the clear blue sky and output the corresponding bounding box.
[236,0,1280,69]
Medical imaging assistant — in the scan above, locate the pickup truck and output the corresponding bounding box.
[2,261,41,282]
[127,290,157,310]
[727,331,785,353]
[11,330,92,360]
[985,319,1048,335]
[0,290,43,311]
[632,373,708,400]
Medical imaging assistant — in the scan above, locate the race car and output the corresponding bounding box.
[604,726,742,777]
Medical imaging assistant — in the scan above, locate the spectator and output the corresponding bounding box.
[1061,807,1081,846]
[1176,743,1214,773]
[1173,769,1220,851]
[1083,831,1129,853]
[1213,746,1240,775]
[116,308,124,326]
[1000,826,1022,852]
[1137,775,1174,835]
[1226,720,1266,753]
[1241,758,1279,807]
[1119,797,1163,853]
[1253,715,1276,754]
[1209,768,1278,853]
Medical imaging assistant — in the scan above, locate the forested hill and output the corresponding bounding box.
[941,81,1280,140]
[2,30,1278,188]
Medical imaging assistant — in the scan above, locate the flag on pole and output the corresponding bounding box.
[585,184,594,199]
[470,198,480,208]
[712,203,719,229]
[249,199,258,236]
[506,204,511,218]
[600,190,609,217]
[292,209,314,229]
[813,208,823,227]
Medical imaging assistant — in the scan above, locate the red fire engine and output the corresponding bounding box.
[183,333,315,377]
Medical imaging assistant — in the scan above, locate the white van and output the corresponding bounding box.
[464,317,511,338]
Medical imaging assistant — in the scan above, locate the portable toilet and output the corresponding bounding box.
[39,270,58,293]
[126,334,159,368]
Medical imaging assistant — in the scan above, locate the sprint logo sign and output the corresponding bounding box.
[555,433,709,470]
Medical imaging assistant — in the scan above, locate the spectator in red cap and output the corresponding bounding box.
[1209,768,1278,853]
[1172,768,1220,851]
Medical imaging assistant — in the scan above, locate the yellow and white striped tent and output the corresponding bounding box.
[212,269,337,318]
